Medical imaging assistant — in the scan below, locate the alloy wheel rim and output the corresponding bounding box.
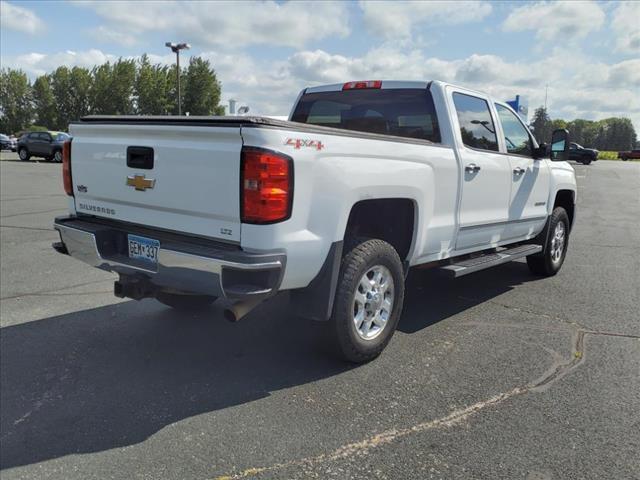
[550,221,566,264]
[352,265,394,340]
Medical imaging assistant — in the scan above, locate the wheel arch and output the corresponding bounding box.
[554,189,576,231]
[343,198,418,262]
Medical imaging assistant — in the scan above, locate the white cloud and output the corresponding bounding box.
[360,0,492,38]
[81,0,350,48]
[503,1,604,42]
[4,49,117,77]
[5,43,639,132]
[0,0,44,34]
[90,26,138,47]
[611,1,640,54]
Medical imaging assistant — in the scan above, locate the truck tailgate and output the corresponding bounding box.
[69,123,242,242]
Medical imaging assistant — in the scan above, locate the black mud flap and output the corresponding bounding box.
[290,241,343,321]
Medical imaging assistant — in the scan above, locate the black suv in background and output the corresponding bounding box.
[17,131,71,162]
[567,142,598,165]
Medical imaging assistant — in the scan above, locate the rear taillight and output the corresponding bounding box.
[342,80,382,90]
[62,140,73,196]
[241,147,293,224]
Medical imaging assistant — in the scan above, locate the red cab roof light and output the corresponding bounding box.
[342,80,382,90]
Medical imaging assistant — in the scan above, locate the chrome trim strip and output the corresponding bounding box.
[459,215,548,231]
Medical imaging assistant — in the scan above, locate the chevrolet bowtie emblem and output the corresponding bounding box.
[126,174,155,191]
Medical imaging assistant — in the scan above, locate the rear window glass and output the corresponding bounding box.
[291,88,441,143]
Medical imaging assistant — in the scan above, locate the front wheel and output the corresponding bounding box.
[329,238,405,363]
[53,150,62,163]
[18,148,30,161]
[582,158,592,165]
[527,207,570,276]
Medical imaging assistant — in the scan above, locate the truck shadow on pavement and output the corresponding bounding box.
[0,262,536,470]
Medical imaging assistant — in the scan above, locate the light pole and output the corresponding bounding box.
[165,42,190,115]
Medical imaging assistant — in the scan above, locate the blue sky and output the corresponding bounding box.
[1,1,639,128]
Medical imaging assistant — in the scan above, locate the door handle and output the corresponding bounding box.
[465,163,481,173]
[513,167,525,175]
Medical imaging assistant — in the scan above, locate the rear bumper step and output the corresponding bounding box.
[53,216,285,300]
[439,244,542,278]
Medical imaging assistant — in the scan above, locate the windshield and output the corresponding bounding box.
[291,88,441,143]
[55,133,70,141]
[0,134,8,140]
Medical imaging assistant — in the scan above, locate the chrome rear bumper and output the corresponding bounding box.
[53,216,285,299]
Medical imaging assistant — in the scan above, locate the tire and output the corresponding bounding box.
[53,150,62,163]
[527,207,570,276]
[582,159,592,165]
[156,292,216,310]
[18,148,30,161]
[329,238,405,363]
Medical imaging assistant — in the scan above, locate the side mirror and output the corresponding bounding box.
[550,129,570,161]
[533,142,548,159]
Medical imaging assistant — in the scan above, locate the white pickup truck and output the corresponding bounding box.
[53,80,576,362]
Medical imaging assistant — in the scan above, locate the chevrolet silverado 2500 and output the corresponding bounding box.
[53,80,576,362]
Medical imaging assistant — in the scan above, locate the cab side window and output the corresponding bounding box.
[495,104,532,157]
[452,92,499,152]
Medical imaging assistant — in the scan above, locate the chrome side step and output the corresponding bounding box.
[439,244,542,278]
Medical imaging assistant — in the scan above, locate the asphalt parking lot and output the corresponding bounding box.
[1,154,638,480]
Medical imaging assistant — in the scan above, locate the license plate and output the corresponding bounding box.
[128,234,160,265]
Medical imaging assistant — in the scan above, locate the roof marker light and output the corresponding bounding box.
[342,80,382,90]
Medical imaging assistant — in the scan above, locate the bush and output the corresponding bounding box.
[598,151,620,160]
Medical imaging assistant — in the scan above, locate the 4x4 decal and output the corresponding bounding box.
[284,138,325,151]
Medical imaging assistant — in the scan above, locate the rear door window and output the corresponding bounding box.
[452,92,499,152]
[291,88,441,143]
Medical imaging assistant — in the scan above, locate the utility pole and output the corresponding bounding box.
[544,84,548,112]
[165,42,191,115]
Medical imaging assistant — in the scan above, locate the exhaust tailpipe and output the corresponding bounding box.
[222,297,264,322]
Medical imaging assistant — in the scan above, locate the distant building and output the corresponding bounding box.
[506,95,529,122]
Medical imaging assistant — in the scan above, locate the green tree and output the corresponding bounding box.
[182,57,224,116]
[69,66,92,123]
[110,58,136,115]
[32,74,57,128]
[0,69,33,134]
[530,106,552,144]
[49,66,74,130]
[90,59,136,115]
[90,62,113,114]
[136,54,171,115]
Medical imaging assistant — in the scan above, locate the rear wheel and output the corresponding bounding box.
[527,207,570,276]
[329,238,405,363]
[18,148,30,161]
[156,292,216,311]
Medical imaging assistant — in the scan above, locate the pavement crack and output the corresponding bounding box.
[457,296,589,330]
[0,207,66,219]
[212,387,527,480]
[0,224,55,232]
[213,322,637,479]
[0,278,113,301]
[528,331,586,392]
